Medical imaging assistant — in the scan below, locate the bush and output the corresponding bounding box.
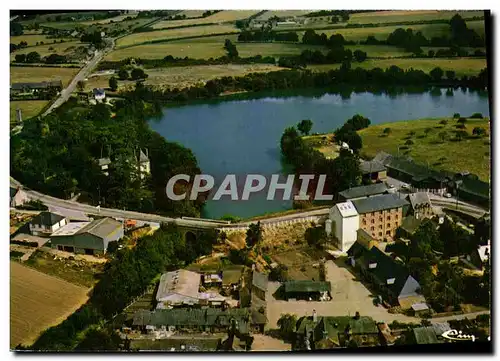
[470,112,483,119]
[453,113,460,118]
[10,240,39,247]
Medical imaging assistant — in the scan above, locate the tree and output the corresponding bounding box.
[269,264,288,282]
[107,241,119,254]
[472,127,486,137]
[457,117,467,124]
[277,314,297,342]
[439,119,448,125]
[305,225,326,248]
[109,76,118,91]
[246,222,262,249]
[423,128,433,136]
[77,80,85,92]
[353,49,367,62]
[382,127,392,135]
[405,139,414,146]
[430,67,444,82]
[26,51,41,63]
[446,70,456,81]
[14,54,26,63]
[117,67,129,80]
[407,131,416,138]
[10,22,24,36]
[297,119,313,135]
[223,39,239,59]
[454,130,468,141]
[453,113,460,119]
[130,68,148,80]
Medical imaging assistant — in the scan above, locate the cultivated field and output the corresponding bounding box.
[358,117,490,181]
[116,24,239,47]
[10,66,79,87]
[348,10,484,25]
[80,13,138,25]
[88,64,284,91]
[10,100,49,126]
[152,10,261,29]
[308,58,487,77]
[10,261,90,348]
[256,10,313,20]
[178,10,210,18]
[10,34,60,46]
[10,41,85,61]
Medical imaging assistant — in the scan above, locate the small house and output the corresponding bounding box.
[359,160,387,183]
[10,187,29,208]
[222,266,244,294]
[251,271,268,301]
[93,88,106,102]
[29,211,67,236]
[283,280,331,301]
[408,192,433,219]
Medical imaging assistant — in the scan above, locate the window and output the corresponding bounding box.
[387,216,391,221]
[395,214,399,219]
[378,232,382,236]
[371,226,375,231]
[379,225,382,229]
[371,219,375,224]
[387,278,396,285]
[386,230,391,235]
[387,223,391,228]
[362,219,366,225]
[379,217,383,222]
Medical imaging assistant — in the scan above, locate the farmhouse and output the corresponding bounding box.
[251,270,268,301]
[138,149,151,179]
[132,307,266,334]
[10,80,63,97]
[10,187,29,208]
[155,269,225,308]
[338,183,389,201]
[93,88,106,102]
[296,314,379,349]
[50,217,123,255]
[29,211,67,236]
[283,280,331,301]
[407,192,433,219]
[359,159,387,183]
[348,243,426,307]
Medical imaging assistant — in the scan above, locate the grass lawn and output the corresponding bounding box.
[10,66,79,86]
[303,134,339,159]
[87,63,284,91]
[346,45,413,58]
[308,58,487,77]
[10,100,49,126]
[10,41,84,61]
[116,24,239,47]
[348,10,484,25]
[10,34,60,46]
[358,117,490,181]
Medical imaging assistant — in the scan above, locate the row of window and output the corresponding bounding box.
[371,230,392,237]
[363,215,398,225]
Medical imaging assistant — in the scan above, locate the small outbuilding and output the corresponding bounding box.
[283,280,331,301]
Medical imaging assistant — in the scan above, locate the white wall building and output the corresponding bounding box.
[329,201,360,252]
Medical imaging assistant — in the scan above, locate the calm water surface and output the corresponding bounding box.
[149,89,490,219]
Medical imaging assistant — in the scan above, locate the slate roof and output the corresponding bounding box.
[339,183,389,200]
[93,88,105,96]
[11,81,62,90]
[360,160,387,174]
[413,327,440,344]
[132,308,263,328]
[284,280,331,294]
[30,211,65,227]
[408,192,431,208]
[457,177,490,200]
[352,193,409,214]
[79,217,122,239]
[334,201,358,217]
[385,156,452,183]
[252,271,268,292]
[156,269,201,302]
[400,215,423,234]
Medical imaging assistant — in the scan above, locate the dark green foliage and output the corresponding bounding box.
[470,112,483,119]
[117,67,129,80]
[14,54,26,63]
[246,222,262,249]
[17,199,48,211]
[223,39,239,59]
[238,30,298,42]
[74,327,121,351]
[305,225,326,247]
[26,51,41,63]
[453,113,460,118]
[107,240,119,254]
[353,49,367,62]
[10,22,24,36]
[297,119,313,135]
[80,31,104,48]
[269,264,288,282]
[45,53,67,64]
[108,76,118,91]
[130,67,148,80]
[277,314,297,342]
[430,67,444,82]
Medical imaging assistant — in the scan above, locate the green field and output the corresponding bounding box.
[256,10,313,20]
[116,24,239,47]
[10,34,61,46]
[308,58,487,77]
[358,117,490,181]
[348,10,484,25]
[152,10,260,29]
[106,34,327,60]
[10,66,79,86]
[10,100,49,126]
[10,41,84,62]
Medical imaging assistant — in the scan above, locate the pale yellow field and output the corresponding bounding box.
[116,24,239,47]
[10,100,49,125]
[256,10,313,20]
[178,10,210,18]
[10,66,79,86]
[348,10,485,24]
[10,41,84,61]
[10,262,90,348]
[80,13,138,25]
[152,10,260,29]
[86,63,284,91]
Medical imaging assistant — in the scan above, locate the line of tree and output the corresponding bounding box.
[10,98,204,217]
[223,39,239,59]
[27,224,218,351]
[304,10,352,21]
[121,66,488,106]
[302,29,355,47]
[14,51,71,64]
[10,41,28,53]
[238,30,299,42]
[80,31,105,49]
[333,114,371,153]
[278,47,367,68]
[10,21,24,36]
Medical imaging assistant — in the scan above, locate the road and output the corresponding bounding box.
[429,194,487,219]
[41,38,115,117]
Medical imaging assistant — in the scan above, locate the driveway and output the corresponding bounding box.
[265,259,418,329]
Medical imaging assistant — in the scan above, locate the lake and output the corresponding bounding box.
[149,89,490,219]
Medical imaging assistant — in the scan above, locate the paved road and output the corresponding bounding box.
[429,195,487,218]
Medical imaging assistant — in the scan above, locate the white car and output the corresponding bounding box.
[401,184,410,190]
[444,193,452,198]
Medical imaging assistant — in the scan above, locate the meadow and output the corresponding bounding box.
[308,58,487,77]
[10,34,60,46]
[10,41,84,62]
[152,10,261,29]
[255,10,313,20]
[347,10,485,25]
[358,117,490,181]
[10,262,90,348]
[116,24,239,47]
[10,66,80,86]
[10,100,49,126]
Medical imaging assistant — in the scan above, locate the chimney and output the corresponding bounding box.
[312,309,317,322]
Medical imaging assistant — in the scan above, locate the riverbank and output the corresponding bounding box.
[308,116,490,181]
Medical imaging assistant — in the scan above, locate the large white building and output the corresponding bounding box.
[329,201,360,252]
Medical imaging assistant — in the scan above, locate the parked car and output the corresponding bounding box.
[444,193,452,198]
